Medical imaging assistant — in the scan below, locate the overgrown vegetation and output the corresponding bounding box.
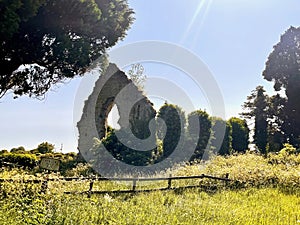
[0,149,299,225]
[0,142,79,176]
[90,104,251,168]
[1,2,300,223]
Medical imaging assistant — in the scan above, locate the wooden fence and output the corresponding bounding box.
[0,174,232,197]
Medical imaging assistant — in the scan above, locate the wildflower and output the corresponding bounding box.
[104,194,113,202]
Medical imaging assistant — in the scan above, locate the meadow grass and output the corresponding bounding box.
[1,187,299,225]
[1,152,300,225]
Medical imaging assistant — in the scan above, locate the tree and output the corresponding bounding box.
[100,129,155,166]
[187,110,212,161]
[263,26,300,147]
[228,117,249,153]
[0,149,8,154]
[157,104,186,161]
[10,146,26,153]
[127,63,146,91]
[267,94,286,152]
[211,117,232,156]
[37,142,54,154]
[0,0,134,98]
[241,86,268,154]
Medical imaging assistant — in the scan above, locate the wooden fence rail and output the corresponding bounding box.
[0,174,232,197]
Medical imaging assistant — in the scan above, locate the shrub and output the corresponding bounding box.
[0,153,38,169]
[187,110,212,161]
[64,163,94,177]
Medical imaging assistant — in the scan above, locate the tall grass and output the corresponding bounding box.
[1,187,299,225]
[0,152,300,225]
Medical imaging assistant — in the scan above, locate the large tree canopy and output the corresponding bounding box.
[0,0,134,98]
[263,26,300,146]
[263,26,300,92]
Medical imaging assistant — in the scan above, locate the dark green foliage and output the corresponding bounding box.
[266,94,286,152]
[228,117,249,153]
[10,146,26,153]
[242,86,268,154]
[0,0,134,98]
[0,0,45,38]
[267,95,286,132]
[0,149,8,154]
[252,87,268,154]
[90,104,187,168]
[0,152,38,168]
[263,26,300,147]
[241,85,288,153]
[0,143,81,173]
[101,129,157,166]
[255,118,268,154]
[187,110,212,161]
[157,104,186,161]
[129,98,157,140]
[211,117,232,156]
[263,26,300,91]
[36,142,54,154]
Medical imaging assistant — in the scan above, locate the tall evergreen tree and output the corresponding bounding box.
[267,94,286,152]
[241,86,268,154]
[263,26,300,147]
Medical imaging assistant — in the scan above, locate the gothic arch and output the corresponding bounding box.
[78,63,156,156]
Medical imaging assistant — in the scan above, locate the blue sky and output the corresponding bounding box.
[1,0,300,152]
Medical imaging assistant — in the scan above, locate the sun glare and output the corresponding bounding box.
[181,0,213,43]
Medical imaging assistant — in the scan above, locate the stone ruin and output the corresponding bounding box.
[77,63,156,159]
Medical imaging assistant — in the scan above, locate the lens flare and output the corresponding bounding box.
[181,0,213,44]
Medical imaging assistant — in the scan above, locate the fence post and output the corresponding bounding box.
[167,174,172,189]
[88,180,94,198]
[132,178,137,191]
[225,173,229,179]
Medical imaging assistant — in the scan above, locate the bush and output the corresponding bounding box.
[187,110,212,161]
[228,117,249,153]
[267,143,300,166]
[64,163,94,177]
[157,104,186,161]
[0,153,38,169]
[36,142,54,154]
[175,151,300,191]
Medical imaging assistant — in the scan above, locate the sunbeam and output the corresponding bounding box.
[180,0,213,44]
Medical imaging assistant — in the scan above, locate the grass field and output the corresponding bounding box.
[1,152,300,225]
[1,187,299,225]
